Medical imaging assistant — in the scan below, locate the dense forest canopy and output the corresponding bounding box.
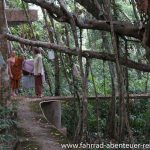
[1,0,150,148]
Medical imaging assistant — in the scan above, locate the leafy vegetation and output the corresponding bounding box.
[0,105,17,149]
[1,0,150,147]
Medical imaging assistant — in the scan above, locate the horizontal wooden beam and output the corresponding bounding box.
[6,9,38,25]
[38,94,150,101]
[12,94,150,102]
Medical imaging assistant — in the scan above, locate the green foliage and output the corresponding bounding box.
[0,105,17,149]
[7,0,22,8]
[62,102,79,139]
[97,0,104,4]
[7,0,150,144]
[115,0,135,21]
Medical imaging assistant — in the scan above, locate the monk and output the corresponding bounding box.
[7,51,24,96]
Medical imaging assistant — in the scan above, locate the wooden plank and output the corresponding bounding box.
[40,94,150,101]
[11,94,150,102]
[6,9,38,25]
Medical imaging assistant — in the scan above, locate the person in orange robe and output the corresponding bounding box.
[7,51,24,96]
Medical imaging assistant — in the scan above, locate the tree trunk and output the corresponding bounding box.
[0,0,10,105]
[0,0,9,60]
[101,31,117,139]
[49,16,60,96]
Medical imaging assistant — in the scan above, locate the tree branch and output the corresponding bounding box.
[5,33,150,72]
[75,0,102,19]
[22,0,143,39]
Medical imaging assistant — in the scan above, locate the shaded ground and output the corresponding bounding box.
[16,97,64,150]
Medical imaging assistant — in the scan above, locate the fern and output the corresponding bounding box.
[0,134,15,143]
[0,119,17,130]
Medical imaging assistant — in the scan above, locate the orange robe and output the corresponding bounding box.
[10,57,24,90]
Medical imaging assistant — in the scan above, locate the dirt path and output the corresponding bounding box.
[17,98,63,150]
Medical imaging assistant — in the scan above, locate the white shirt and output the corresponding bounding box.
[33,54,44,75]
